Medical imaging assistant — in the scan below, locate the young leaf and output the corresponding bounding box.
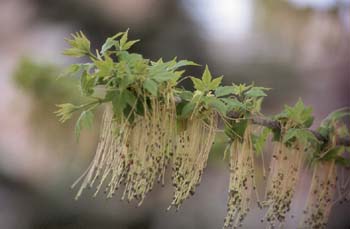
[224,120,248,141]
[59,64,82,78]
[55,103,78,123]
[209,76,223,90]
[63,31,91,57]
[191,77,205,91]
[178,90,193,101]
[322,146,345,161]
[320,107,350,128]
[100,32,123,55]
[111,90,128,119]
[276,98,314,128]
[205,97,227,115]
[221,98,245,111]
[122,39,140,51]
[94,55,114,78]
[335,156,350,167]
[123,90,137,106]
[181,102,196,118]
[80,71,95,96]
[143,79,158,96]
[75,110,94,141]
[202,65,212,86]
[283,128,319,146]
[215,86,235,97]
[253,128,271,155]
[150,69,176,82]
[232,83,252,96]
[168,60,200,71]
[244,87,269,98]
[119,29,130,50]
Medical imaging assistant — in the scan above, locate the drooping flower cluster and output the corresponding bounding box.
[170,112,218,209]
[224,123,260,228]
[337,166,350,204]
[72,94,177,204]
[262,141,305,227]
[299,160,337,229]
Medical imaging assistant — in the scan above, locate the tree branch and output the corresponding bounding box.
[251,116,350,146]
[177,97,349,146]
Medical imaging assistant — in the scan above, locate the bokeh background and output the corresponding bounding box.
[0,0,349,228]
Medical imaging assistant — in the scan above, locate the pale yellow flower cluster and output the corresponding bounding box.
[262,142,305,227]
[72,95,177,205]
[224,123,260,228]
[170,113,217,209]
[71,95,219,209]
[300,161,337,229]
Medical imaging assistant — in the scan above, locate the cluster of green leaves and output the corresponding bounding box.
[176,65,225,119]
[219,83,270,141]
[271,101,350,167]
[273,99,319,146]
[216,83,269,116]
[59,30,272,139]
[57,30,199,139]
[315,108,350,167]
[275,98,314,128]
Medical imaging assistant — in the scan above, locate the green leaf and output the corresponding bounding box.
[118,51,144,63]
[215,86,235,97]
[221,98,245,111]
[63,48,87,57]
[320,107,350,128]
[59,64,80,77]
[151,71,175,83]
[335,156,350,167]
[107,90,137,119]
[100,32,123,55]
[59,63,91,78]
[119,30,129,50]
[283,128,319,146]
[206,97,227,115]
[191,77,205,91]
[244,87,269,98]
[168,60,199,71]
[224,119,248,141]
[80,71,95,96]
[276,98,314,128]
[94,55,114,78]
[322,146,345,161]
[54,103,78,123]
[208,76,223,90]
[178,90,193,101]
[181,102,196,118]
[122,39,140,51]
[63,31,91,57]
[253,128,271,155]
[75,110,94,141]
[120,72,136,90]
[111,91,128,120]
[123,90,137,106]
[318,126,330,139]
[202,65,212,85]
[251,97,264,113]
[143,79,158,96]
[232,83,252,96]
[272,128,281,142]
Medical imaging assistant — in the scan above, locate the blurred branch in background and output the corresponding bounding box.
[12,58,97,149]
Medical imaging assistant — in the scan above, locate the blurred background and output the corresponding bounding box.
[0,0,349,228]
